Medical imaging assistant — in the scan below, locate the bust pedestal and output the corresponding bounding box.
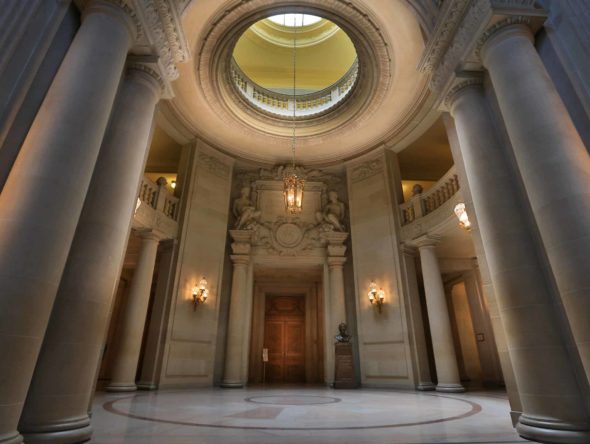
[334,343,356,389]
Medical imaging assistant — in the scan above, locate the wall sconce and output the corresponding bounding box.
[171,180,177,189]
[368,280,385,313]
[454,203,471,231]
[192,277,208,310]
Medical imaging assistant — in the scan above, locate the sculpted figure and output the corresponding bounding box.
[335,322,351,343]
[233,186,261,230]
[316,190,345,231]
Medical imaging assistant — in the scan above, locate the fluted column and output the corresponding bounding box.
[106,231,161,392]
[0,2,135,443]
[221,254,251,388]
[481,23,590,384]
[18,64,162,443]
[448,80,590,443]
[417,238,464,393]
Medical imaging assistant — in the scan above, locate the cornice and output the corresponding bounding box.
[76,0,189,98]
[135,0,190,83]
[418,0,546,108]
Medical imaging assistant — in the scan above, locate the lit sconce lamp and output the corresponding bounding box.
[368,280,385,313]
[454,203,471,231]
[171,180,177,189]
[192,277,208,310]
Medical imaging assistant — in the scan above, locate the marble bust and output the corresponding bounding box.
[316,190,346,232]
[232,186,261,230]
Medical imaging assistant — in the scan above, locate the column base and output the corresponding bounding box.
[20,416,92,444]
[517,414,590,444]
[136,382,158,391]
[0,432,23,444]
[220,381,244,388]
[416,382,436,391]
[105,383,137,392]
[435,383,465,393]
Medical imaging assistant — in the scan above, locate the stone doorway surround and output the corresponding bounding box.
[249,275,325,385]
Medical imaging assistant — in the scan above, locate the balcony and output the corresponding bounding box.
[133,176,179,240]
[230,57,359,118]
[399,166,464,240]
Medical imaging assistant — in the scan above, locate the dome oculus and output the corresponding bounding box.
[231,13,358,118]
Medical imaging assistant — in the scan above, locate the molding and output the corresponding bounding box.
[127,59,167,95]
[475,15,532,57]
[197,152,231,179]
[192,0,395,160]
[443,75,483,109]
[419,0,546,104]
[349,158,384,183]
[417,0,472,74]
[138,0,189,81]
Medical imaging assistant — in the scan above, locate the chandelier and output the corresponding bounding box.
[283,15,304,214]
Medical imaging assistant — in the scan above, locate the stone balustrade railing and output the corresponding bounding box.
[134,176,179,240]
[230,57,359,118]
[400,166,460,226]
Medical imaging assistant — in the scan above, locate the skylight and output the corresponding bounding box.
[268,14,322,27]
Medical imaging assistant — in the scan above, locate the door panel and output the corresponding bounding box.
[263,295,305,383]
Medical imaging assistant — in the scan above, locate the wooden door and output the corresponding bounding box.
[264,295,305,383]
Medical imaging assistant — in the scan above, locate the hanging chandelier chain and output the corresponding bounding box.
[291,14,297,169]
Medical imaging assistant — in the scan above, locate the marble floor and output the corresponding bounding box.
[91,387,532,444]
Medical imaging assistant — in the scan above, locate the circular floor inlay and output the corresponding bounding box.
[246,395,341,405]
[102,389,483,431]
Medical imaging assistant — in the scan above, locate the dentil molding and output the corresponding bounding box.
[417,0,546,107]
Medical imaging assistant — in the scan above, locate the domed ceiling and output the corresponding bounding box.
[162,0,436,166]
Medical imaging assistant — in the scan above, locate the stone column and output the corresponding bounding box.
[106,231,161,392]
[401,245,435,391]
[417,238,464,393]
[443,113,522,420]
[18,64,162,443]
[221,230,253,388]
[447,80,590,443]
[481,23,590,384]
[0,2,135,443]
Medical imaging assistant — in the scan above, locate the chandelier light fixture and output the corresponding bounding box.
[283,16,305,214]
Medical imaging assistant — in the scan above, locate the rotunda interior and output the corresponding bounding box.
[1,1,590,444]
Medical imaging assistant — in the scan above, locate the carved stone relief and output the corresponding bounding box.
[230,165,348,256]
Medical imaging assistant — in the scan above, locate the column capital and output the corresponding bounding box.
[478,17,534,66]
[400,243,417,257]
[444,76,483,113]
[414,234,442,250]
[327,256,347,268]
[83,0,141,43]
[136,229,161,242]
[126,58,166,98]
[230,255,250,266]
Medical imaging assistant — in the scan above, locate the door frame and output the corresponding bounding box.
[249,280,324,384]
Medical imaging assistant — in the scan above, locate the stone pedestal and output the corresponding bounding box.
[106,231,161,392]
[417,237,464,393]
[481,23,590,386]
[447,79,590,443]
[18,63,162,444]
[221,230,253,388]
[0,2,136,442]
[334,343,356,389]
